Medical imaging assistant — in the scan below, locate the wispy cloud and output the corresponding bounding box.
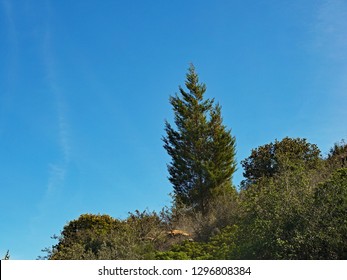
[313,0,347,62]
[46,164,66,195]
[2,0,18,48]
[1,0,18,80]
[41,2,71,199]
[0,0,18,136]
[310,0,347,139]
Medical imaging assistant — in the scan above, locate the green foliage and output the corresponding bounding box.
[237,138,347,260]
[241,137,322,189]
[163,64,237,213]
[326,140,347,170]
[43,136,347,260]
[309,168,347,259]
[155,225,238,260]
[205,225,239,259]
[237,137,322,259]
[45,211,166,260]
[2,250,10,260]
[40,66,346,260]
[237,171,315,259]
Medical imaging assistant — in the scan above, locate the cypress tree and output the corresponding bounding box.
[163,65,237,213]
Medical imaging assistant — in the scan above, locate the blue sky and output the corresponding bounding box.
[1,0,346,259]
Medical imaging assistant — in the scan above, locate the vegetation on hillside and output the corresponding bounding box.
[40,66,347,260]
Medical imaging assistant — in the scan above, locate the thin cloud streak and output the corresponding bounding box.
[32,29,71,235]
[41,4,71,200]
[312,0,347,97]
[0,0,18,136]
[2,0,18,49]
[311,0,347,139]
[46,164,66,194]
[314,0,347,62]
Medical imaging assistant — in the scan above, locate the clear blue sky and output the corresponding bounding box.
[1,0,346,259]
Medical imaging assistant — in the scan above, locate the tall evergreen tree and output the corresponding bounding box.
[163,65,237,213]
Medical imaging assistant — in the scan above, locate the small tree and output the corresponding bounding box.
[241,137,322,189]
[163,65,237,213]
[326,140,347,170]
[2,250,10,260]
